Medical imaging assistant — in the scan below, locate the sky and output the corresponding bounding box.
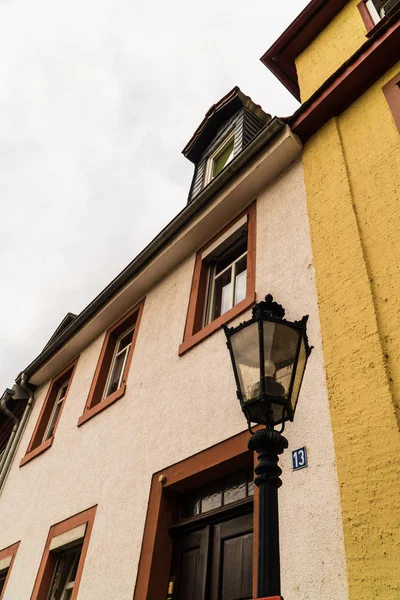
[0,0,310,389]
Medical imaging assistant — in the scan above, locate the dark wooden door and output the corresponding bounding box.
[210,512,253,600]
[170,512,253,600]
[170,527,210,600]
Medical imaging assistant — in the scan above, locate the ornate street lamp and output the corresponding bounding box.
[224,294,312,599]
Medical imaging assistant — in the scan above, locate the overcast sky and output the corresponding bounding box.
[0,0,309,389]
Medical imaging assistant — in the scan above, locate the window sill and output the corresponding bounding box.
[20,436,54,467]
[77,384,126,427]
[178,293,255,356]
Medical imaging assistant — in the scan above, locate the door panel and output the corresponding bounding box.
[211,512,253,600]
[171,527,209,600]
[170,511,253,600]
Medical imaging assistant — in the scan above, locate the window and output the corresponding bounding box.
[204,133,235,185]
[31,506,96,600]
[78,299,145,426]
[47,543,82,600]
[20,359,78,467]
[204,232,247,326]
[360,0,399,28]
[0,542,19,600]
[179,202,256,355]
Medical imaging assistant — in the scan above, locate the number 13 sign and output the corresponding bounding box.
[292,447,307,471]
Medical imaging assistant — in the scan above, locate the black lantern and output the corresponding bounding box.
[224,294,312,598]
[224,294,312,431]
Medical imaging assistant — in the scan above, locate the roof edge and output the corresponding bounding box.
[18,117,287,383]
[261,0,350,100]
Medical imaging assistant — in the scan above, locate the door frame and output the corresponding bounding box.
[133,429,259,600]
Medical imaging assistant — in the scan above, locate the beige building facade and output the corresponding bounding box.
[0,91,347,599]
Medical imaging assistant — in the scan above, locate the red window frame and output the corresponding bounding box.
[30,506,97,600]
[78,298,145,426]
[179,202,256,356]
[0,541,20,600]
[20,358,79,466]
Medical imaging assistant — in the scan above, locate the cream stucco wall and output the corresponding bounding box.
[0,154,348,599]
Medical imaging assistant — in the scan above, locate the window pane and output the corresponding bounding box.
[234,255,247,305]
[201,484,222,513]
[118,329,134,352]
[106,351,126,397]
[215,238,247,276]
[223,472,247,505]
[212,139,234,178]
[212,269,232,320]
[46,402,62,440]
[180,494,201,519]
[0,569,8,594]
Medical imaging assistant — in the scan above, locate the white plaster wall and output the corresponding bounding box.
[0,158,348,600]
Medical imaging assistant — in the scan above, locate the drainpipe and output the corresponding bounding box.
[0,374,34,492]
[0,389,19,474]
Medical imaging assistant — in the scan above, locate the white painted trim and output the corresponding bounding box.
[49,524,86,551]
[204,131,236,186]
[365,0,381,23]
[0,555,12,571]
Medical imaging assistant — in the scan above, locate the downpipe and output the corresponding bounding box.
[0,374,34,492]
[0,389,19,474]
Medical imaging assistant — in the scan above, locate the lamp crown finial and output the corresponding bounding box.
[252,294,285,320]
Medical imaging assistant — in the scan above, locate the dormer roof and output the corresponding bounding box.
[43,313,77,351]
[183,87,270,163]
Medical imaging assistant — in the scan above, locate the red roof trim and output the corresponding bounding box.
[261,0,350,100]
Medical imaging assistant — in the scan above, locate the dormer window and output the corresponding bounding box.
[365,0,399,24]
[204,133,235,185]
[183,87,271,204]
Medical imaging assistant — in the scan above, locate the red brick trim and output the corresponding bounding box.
[133,429,258,600]
[357,0,376,31]
[21,358,79,465]
[383,70,400,131]
[179,202,256,356]
[78,298,145,426]
[0,541,20,600]
[30,505,97,600]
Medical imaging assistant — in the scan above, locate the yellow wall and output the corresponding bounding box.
[302,63,400,599]
[296,0,367,101]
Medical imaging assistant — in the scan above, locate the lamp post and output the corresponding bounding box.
[224,295,312,599]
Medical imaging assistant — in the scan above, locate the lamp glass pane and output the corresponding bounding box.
[263,321,300,401]
[230,321,260,402]
[290,337,307,414]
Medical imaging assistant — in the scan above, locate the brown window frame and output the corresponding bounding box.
[179,201,256,356]
[133,429,259,600]
[20,358,79,467]
[0,541,20,600]
[30,505,96,600]
[383,71,400,132]
[78,298,145,426]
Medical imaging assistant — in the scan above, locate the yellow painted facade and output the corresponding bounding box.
[296,4,400,599]
[296,0,367,101]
